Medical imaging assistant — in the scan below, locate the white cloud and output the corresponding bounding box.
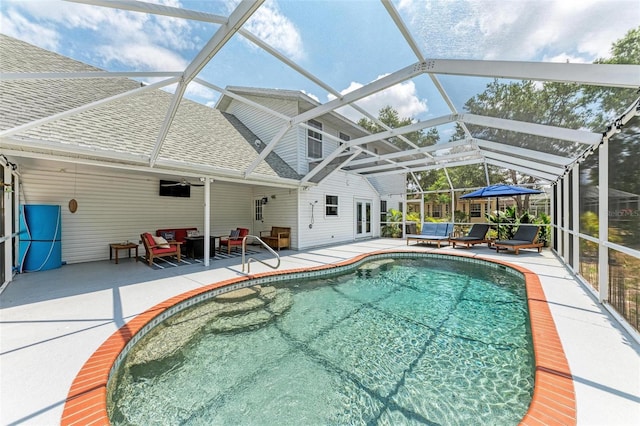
[328,76,428,122]
[0,8,60,50]
[98,43,187,71]
[239,0,305,61]
[301,90,320,103]
[543,53,589,64]
[0,0,198,71]
[396,0,639,62]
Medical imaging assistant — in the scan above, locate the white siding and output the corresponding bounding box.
[19,167,205,264]
[252,187,299,249]
[18,166,265,263]
[298,171,381,249]
[226,96,301,173]
[210,182,254,236]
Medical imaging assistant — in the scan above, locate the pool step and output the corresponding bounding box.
[208,289,292,333]
[126,286,291,367]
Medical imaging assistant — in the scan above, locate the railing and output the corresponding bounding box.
[241,235,281,273]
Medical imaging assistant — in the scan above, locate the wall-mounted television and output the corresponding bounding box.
[159,180,191,197]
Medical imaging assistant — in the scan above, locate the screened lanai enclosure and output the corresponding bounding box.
[1,0,639,336]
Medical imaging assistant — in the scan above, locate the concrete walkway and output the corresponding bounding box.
[1,239,638,425]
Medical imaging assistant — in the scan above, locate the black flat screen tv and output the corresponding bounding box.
[159,180,191,197]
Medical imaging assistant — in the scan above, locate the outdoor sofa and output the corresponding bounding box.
[406,222,453,248]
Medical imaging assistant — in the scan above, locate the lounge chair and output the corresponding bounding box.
[493,225,543,255]
[449,224,491,248]
[140,232,182,266]
[219,227,249,254]
[406,222,453,248]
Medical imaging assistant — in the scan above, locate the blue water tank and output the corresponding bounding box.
[18,204,62,273]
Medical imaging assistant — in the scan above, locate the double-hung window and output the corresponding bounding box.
[325,195,338,216]
[470,203,482,218]
[307,119,323,159]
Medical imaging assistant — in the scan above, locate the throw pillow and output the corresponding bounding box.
[187,229,199,237]
[230,229,240,239]
[161,231,175,241]
[153,235,171,248]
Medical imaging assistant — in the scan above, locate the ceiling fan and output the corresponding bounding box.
[160,178,205,187]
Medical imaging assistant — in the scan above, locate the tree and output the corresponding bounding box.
[358,106,438,150]
[358,105,440,191]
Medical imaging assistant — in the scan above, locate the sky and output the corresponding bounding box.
[1,0,638,129]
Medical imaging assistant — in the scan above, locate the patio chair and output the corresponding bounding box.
[140,232,182,266]
[493,225,543,255]
[219,227,249,254]
[449,224,491,249]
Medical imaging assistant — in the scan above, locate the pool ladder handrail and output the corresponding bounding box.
[241,235,281,273]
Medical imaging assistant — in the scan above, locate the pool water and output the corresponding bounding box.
[108,257,534,425]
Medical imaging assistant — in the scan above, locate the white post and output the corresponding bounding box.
[598,140,609,302]
[3,163,13,283]
[203,178,211,267]
[556,183,562,256]
[572,165,580,271]
[563,174,570,264]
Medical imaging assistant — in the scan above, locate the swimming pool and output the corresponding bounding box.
[107,255,535,425]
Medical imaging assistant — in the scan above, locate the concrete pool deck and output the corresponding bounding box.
[1,239,638,425]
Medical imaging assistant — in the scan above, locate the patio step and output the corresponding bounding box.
[126,286,291,367]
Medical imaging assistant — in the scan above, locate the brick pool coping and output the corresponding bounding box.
[61,251,576,425]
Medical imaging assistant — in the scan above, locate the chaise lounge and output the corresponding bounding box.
[406,222,453,248]
[449,224,491,249]
[493,225,543,255]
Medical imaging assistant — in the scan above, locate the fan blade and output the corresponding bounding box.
[160,183,181,187]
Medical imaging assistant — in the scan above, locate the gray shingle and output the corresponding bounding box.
[0,34,298,180]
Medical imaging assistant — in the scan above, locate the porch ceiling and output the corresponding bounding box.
[1,0,638,190]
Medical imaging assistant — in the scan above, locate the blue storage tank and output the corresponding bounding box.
[18,204,62,273]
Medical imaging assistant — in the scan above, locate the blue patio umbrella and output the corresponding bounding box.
[460,184,542,239]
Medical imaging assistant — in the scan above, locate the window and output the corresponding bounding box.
[255,199,263,221]
[433,205,442,218]
[470,203,482,218]
[307,119,323,159]
[339,132,350,152]
[325,195,338,216]
[380,200,387,223]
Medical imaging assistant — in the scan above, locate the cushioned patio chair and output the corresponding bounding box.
[140,232,182,266]
[493,225,543,255]
[219,227,249,254]
[449,224,491,249]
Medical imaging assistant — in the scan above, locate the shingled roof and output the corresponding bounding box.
[0,34,300,182]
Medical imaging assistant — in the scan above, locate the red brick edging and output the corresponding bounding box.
[61,251,575,425]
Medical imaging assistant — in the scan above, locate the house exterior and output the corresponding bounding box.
[0,35,405,275]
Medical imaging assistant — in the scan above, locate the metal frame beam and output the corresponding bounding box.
[149,1,264,166]
[461,114,602,145]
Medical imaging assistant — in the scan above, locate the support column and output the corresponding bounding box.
[598,140,609,302]
[556,183,563,256]
[3,163,13,284]
[572,165,580,271]
[563,173,570,264]
[203,178,211,267]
